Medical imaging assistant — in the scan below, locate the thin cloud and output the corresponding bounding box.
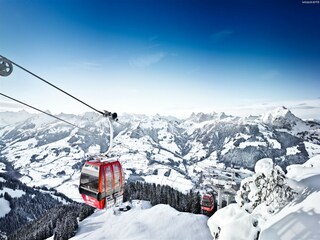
[291,105,318,110]
[234,99,320,119]
[0,101,25,110]
[210,30,233,43]
[130,52,166,68]
[238,100,320,111]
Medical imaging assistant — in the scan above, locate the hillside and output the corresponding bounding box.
[207,155,320,240]
[260,155,320,239]
[0,107,319,200]
[0,108,319,239]
[0,172,95,239]
[65,156,319,240]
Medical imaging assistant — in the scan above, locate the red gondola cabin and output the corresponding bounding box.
[79,156,124,209]
[201,194,214,213]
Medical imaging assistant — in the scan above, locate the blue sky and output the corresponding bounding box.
[1,0,320,118]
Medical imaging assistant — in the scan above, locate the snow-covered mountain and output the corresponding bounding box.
[0,108,320,239]
[0,110,36,128]
[0,107,319,200]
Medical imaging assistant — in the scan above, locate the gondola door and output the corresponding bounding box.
[105,164,113,196]
[111,161,124,206]
[112,163,120,193]
[103,163,115,209]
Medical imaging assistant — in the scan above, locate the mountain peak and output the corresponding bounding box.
[218,112,228,119]
[187,112,217,123]
[262,106,302,129]
[273,106,289,115]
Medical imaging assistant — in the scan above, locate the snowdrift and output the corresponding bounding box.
[260,155,320,240]
[72,200,212,240]
[207,204,259,240]
[207,155,320,240]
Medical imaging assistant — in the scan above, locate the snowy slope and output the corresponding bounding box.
[72,200,212,240]
[72,155,320,240]
[0,198,10,218]
[207,204,259,240]
[0,110,35,127]
[0,109,319,239]
[0,108,319,201]
[260,191,320,239]
[259,155,320,240]
[207,155,320,240]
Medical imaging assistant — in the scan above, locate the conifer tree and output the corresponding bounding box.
[236,158,296,213]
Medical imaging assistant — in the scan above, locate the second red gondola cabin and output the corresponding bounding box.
[201,194,214,213]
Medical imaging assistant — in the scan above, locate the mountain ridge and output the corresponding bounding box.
[0,107,319,200]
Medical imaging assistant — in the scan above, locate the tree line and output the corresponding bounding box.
[0,173,94,240]
[1,171,203,240]
[124,181,202,214]
[9,204,94,240]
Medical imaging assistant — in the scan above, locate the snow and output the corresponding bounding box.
[208,155,320,240]
[0,177,6,182]
[87,144,101,155]
[0,198,11,218]
[1,127,86,201]
[262,107,287,124]
[144,169,193,193]
[304,141,320,157]
[286,155,320,181]
[0,109,319,239]
[207,204,260,240]
[192,155,218,173]
[268,138,281,149]
[72,201,212,240]
[0,110,316,194]
[158,128,180,153]
[237,133,251,140]
[0,187,25,198]
[301,155,320,167]
[182,119,213,135]
[257,125,282,149]
[0,163,6,173]
[254,158,274,177]
[38,189,69,204]
[221,138,235,155]
[56,174,85,201]
[0,110,34,127]
[260,165,320,240]
[19,175,33,184]
[185,140,207,160]
[239,141,267,149]
[0,184,25,218]
[261,106,300,126]
[286,145,300,155]
[261,192,320,240]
